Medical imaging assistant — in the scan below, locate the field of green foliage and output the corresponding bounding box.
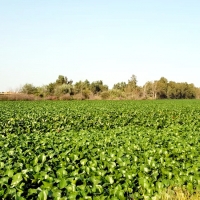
[1,100,200,199]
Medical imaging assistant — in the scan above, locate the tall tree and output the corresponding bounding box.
[74,80,90,94]
[167,81,177,99]
[90,80,108,94]
[143,81,154,99]
[55,75,73,86]
[46,83,56,96]
[20,84,37,95]
[54,84,73,96]
[56,75,67,85]
[127,75,137,91]
[125,75,138,93]
[156,77,168,99]
[113,82,127,91]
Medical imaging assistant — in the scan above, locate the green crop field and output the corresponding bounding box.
[1,100,200,199]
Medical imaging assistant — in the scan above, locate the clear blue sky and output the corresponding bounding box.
[0,0,200,91]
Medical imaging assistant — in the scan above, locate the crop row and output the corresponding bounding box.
[0,100,200,199]
[1,101,200,136]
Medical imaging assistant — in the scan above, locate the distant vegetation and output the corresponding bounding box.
[1,75,200,100]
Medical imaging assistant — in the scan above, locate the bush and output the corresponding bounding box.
[89,95,102,100]
[45,96,58,100]
[100,91,110,99]
[0,94,36,101]
[60,94,71,100]
[72,94,85,100]
[109,89,126,99]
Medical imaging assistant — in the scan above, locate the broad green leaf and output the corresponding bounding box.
[66,184,76,192]
[52,188,62,199]
[80,158,87,166]
[34,165,41,173]
[68,191,78,200]
[38,190,48,200]
[5,169,14,177]
[59,178,67,189]
[0,162,4,169]
[187,183,193,192]
[15,194,26,200]
[116,190,125,200]
[105,175,114,184]
[28,189,38,196]
[95,185,103,194]
[0,177,9,185]
[33,157,38,166]
[11,173,23,186]
[56,168,67,178]
[139,178,150,189]
[39,154,46,163]
[42,181,53,189]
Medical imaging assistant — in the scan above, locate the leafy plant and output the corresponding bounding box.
[0,100,200,199]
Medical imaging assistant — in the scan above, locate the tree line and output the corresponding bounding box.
[14,75,200,100]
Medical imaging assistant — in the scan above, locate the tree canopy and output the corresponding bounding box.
[17,75,200,100]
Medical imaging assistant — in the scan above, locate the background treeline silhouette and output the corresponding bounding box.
[1,75,200,100]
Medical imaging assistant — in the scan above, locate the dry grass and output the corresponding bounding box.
[0,94,37,101]
[44,95,58,100]
[158,187,200,200]
[89,95,102,100]
[72,93,86,100]
[0,93,147,101]
[59,94,72,100]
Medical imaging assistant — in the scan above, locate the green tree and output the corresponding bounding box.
[167,81,177,99]
[74,80,91,99]
[125,74,140,99]
[180,83,196,99]
[143,81,154,99]
[127,74,137,92]
[20,84,37,95]
[113,82,127,91]
[46,83,56,96]
[90,80,108,94]
[74,80,90,94]
[47,75,74,97]
[35,86,47,98]
[55,75,73,86]
[195,87,200,99]
[156,77,168,99]
[54,84,73,97]
[56,75,67,85]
